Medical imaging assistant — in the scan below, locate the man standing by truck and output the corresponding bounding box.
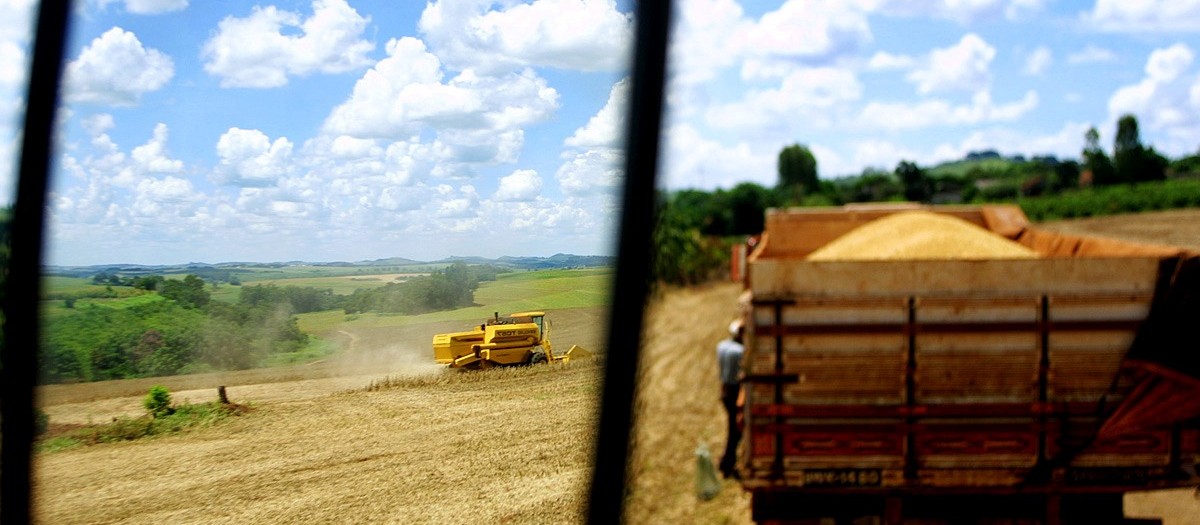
[716,319,745,479]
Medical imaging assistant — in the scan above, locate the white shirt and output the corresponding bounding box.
[716,338,744,386]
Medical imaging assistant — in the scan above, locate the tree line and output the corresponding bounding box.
[652,113,1200,285]
[342,263,498,314]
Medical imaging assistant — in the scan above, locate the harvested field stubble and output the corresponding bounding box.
[807,210,1037,260]
[626,282,753,525]
[34,361,601,524]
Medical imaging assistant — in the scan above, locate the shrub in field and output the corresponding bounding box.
[144,385,174,418]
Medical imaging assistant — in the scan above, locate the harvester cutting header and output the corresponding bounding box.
[432,311,589,369]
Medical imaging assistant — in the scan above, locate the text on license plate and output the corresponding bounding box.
[801,469,882,487]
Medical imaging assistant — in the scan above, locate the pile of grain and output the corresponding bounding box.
[807,210,1038,261]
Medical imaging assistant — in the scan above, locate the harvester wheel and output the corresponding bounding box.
[529,348,548,365]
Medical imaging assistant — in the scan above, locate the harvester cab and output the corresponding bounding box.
[432,311,590,369]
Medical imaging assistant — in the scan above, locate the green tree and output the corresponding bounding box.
[132,275,164,291]
[160,274,210,309]
[1114,114,1166,183]
[1084,126,1118,186]
[725,182,775,234]
[896,160,930,202]
[778,143,819,194]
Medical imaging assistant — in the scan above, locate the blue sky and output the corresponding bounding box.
[1,1,1199,265]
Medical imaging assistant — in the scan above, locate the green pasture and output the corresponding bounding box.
[228,263,449,283]
[209,285,241,303]
[296,267,613,335]
[207,272,433,304]
[237,273,428,295]
[40,292,166,321]
[42,276,145,297]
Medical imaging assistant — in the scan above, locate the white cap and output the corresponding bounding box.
[729,319,743,336]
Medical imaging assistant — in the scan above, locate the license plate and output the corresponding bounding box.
[801,468,883,487]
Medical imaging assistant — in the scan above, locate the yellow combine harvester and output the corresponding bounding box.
[431,311,590,369]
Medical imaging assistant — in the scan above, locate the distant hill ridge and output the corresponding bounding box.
[46,253,615,278]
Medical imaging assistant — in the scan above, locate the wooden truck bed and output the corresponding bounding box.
[739,204,1200,523]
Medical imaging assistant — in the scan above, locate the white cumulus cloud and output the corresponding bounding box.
[859,90,1039,130]
[324,37,558,172]
[0,0,36,202]
[877,0,1045,23]
[906,33,996,95]
[659,124,775,190]
[556,149,623,196]
[705,66,862,133]
[64,27,174,106]
[131,175,199,217]
[202,0,374,88]
[493,169,542,201]
[53,118,205,238]
[215,127,294,187]
[741,0,872,62]
[867,51,915,70]
[668,0,749,87]
[1108,43,1200,154]
[0,0,35,91]
[557,77,628,197]
[130,123,182,174]
[1085,0,1200,33]
[565,77,628,149]
[418,0,633,74]
[95,0,188,14]
[670,0,872,88]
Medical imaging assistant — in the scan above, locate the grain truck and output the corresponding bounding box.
[735,203,1200,524]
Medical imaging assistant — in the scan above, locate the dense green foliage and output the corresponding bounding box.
[239,283,338,313]
[40,274,308,383]
[160,275,211,309]
[652,196,732,286]
[41,297,203,381]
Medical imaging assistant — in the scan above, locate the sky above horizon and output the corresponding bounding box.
[1,0,1199,266]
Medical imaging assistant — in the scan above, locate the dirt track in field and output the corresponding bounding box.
[31,209,1200,524]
